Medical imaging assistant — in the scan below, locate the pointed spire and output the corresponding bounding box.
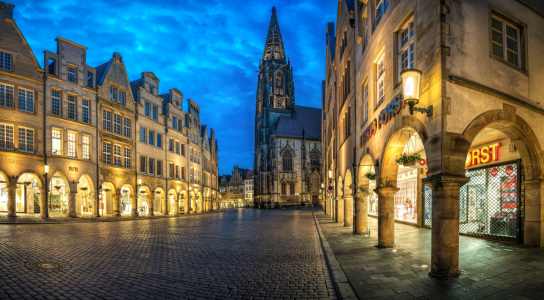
[263,6,286,61]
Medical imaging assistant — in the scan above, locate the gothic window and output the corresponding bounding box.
[281,182,286,195]
[310,151,320,165]
[282,150,293,171]
[290,182,295,195]
[275,72,283,88]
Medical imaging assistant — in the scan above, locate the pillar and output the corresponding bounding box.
[68,192,77,218]
[523,180,543,246]
[354,192,369,234]
[374,187,399,248]
[344,195,353,227]
[336,197,344,223]
[184,194,190,214]
[39,188,48,218]
[162,196,167,215]
[113,194,121,217]
[174,196,179,215]
[148,194,154,216]
[7,186,16,217]
[429,176,469,278]
[131,196,137,216]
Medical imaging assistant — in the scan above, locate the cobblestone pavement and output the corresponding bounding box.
[0,208,336,299]
[316,211,544,299]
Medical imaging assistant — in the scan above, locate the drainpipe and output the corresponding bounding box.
[95,90,100,217]
[43,69,49,218]
[351,11,358,234]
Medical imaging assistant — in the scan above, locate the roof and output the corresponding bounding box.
[94,59,112,86]
[201,125,208,138]
[245,170,254,180]
[159,93,170,116]
[275,105,322,139]
[129,79,142,103]
[159,93,170,103]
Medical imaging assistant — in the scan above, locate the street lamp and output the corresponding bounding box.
[42,165,49,218]
[400,69,432,117]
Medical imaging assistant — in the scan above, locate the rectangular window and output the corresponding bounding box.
[376,53,385,107]
[103,110,112,131]
[0,51,12,71]
[175,165,180,179]
[82,136,90,160]
[375,0,388,27]
[148,158,154,175]
[190,148,193,162]
[190,168,194,182]
[87,72,93,87]
[492,15,521,67]
[178,119,181,131]
[18,127,33,153]
[67,66,77,83]
[119,90,126,106]
[182,166,186,180]
[18,88,34,113]
[114,114,121,135]
[175,141,180,154]
[140,127,146,143]
[124,147,131,168]
[110,87,117,102]
[152,105,157,120]
[140,156,146,173]
[123,117,131,137]
[181,144,185,156]
[172,116,177,129]
[82,99,90,124]
[149,131,154,146]
[362,8,368,52]
[145,102,150,117]
[169,138,174,152]
[169,163,174,178]
[103,142,112,165]
[67,132,76,157]
[67,94,76,120]
[398,20,415,77]
[362,82,369,125]
[157,160,162,176]
[48,59,56,75]
[0,84,14,109]
[52,129,62,155]
[114,145,122,166]
[157,133,162,148]
[51,89,61,116]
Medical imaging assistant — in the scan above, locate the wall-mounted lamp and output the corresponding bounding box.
[138,178,142,185]
[328,170,332,179]
[400,69,432,117]
[44,165,49,174]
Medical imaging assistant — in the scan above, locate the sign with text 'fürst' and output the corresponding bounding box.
[361,92,405,146]
[465,143,501,167]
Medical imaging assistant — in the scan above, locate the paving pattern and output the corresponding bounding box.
[0,208,335,299]
[316,211,544,299]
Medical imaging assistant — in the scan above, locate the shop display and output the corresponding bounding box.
[394,173,417,223]
[367,181,378,216]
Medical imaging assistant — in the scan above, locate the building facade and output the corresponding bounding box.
[254,8,323,208]
[219,166,249,208]
[323,0,544,278]
[244,170,254,208]
[0,2,220,218]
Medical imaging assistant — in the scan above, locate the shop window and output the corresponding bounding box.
[491,14,524,68]
[283,151,293,171]
[376,53,385,108]
[140,156,146,173]
[82,99,90,124]
[124,147,131,168]
[67,132,76,157]
[0,51,12,71]
[114,145,122,166]
[157,160,162,176]
[110,87,117,103]
[67,94,76,120]
[123,117,131,137]
[140,127,146,143]
[114,114,121,135]
[18,88,34,113]
[82,135,90,160]
[103,110,112,132]
[119,90,126,106]
[103,142,112,164]
[51,90,61,116]
[0,84,14,109]
[18,127,33,153]
[67,66,77,83]
[148,158,154,175]
[52,129,62,155]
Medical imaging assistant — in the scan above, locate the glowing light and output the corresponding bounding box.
[44,165,49,174]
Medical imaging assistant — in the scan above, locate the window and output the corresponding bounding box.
[0,84,14,109]
[67,66,77,83]
[148,158,154,174]
[152,105,157,121]
[492,15,521,67]
[149,86,154,94]
[190,148,193,162]
[290,182,295,195]
[48,59,56,75]
[145,102,150,117]
[17,88,34,113]
[362,7,369,52]
[110,87,117,102]
[124,147,131,168]
[82,136,90,160]
[82,99,90,124]
[182,167,186,180]
[362,82,369,124]
[169,138,174,152]
[172,116,177,129]
[123,117,131,137]
[52,129,62,155]
[0,124,14,149]
[398,20,415,76]
[157,160,162,176]
[283,151,293,171]
[176,165,180,179]
[18,127,33,153]
[342,60,350,104]
[67,94,76,120]
[119,90,126,106]
[310,151,320,165]
[87,72,93,87]
[103,110,112,131]
[175,141,180,154]
[375,0,388,28]
[169,163,174,178]
[103,142,112,164]
[51,90,60,116]
[181,144,185,156]
[376,53,385,107]
[114,145,122,166]
[67,132,76,157]
[140,127,146,143]
[157,133,162,148]
[0,51,12,71]
[281,182,286,195]
[112,114,121,135]
[149,131,154,146]
[197,152,200,164]
[178,119,181,131]
[190,168,194,182]
[140,156,146,173]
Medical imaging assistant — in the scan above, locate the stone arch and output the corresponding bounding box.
[357,154,376,185]
[100,182,116,215]
[0,170,11,187]
[153,187,165,214]
[337,176,343,197]
[343,169,353,194]
[49,169,72,191]
[15,169,43,188]
[77,173,95,192]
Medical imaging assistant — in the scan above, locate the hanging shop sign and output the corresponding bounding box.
[465,143,501,167]
[361,92,405,146]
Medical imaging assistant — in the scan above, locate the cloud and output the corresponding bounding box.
[12,0,336,174]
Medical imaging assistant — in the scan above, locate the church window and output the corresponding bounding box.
[290,182,295,195]
[311,151,320,165]
[282,150,293,171]
[281,182,286,195]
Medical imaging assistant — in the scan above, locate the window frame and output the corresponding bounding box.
[18,126,34,153]
[103,110,112,132]
[67,94,77,120]
[52,128,62,155]
[0,83,14,109]
[103,142,112,165]
[397,18,415,82]
[67,131,77,157]
[51,89,61,116]
[114,144,122,166]
[140,126,146,143]
[489,10,526,71]
[82,99,90,124]
[123,117,131,137]
[140,155,147,173]
[0,51,12,71]
[82,135,90,160]
[109,86,117,103]
[376,52,385,109]
[17,88,34,113]
[67,65,77,83]
[124,147,131,168]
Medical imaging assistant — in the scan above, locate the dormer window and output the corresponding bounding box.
[68,66,77,83]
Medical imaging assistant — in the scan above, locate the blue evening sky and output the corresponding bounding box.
[12,0,336,175]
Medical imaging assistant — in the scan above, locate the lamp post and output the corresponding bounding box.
[42,165,49,218]
[400,69,432,117]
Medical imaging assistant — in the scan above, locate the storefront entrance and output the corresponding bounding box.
[121,185,131,214]
[50,172,68,214]
[138,187,149,214]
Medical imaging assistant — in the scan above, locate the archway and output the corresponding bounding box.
[137,185,152,215]
[100,182,116,215]
[16,173,40,214]
[153,188,165,214]
[197,192,202,213]
[179,190,187,214]
[343,169,353,227]
[168,188,177,215]
[120,184,134,215]
[77,174,95,215]
[189,191,195,212]
[49,171,71,215]
[355,154,376,234]
[0,172,10,212]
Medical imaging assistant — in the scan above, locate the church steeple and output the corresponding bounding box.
[263,7,286,61]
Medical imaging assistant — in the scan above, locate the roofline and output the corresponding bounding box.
[55,37,88,50]
[187,98,200,109]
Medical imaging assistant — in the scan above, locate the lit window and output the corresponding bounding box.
[123,117,131,137]
[18,127,33,153]
[51,90,61,116]
[52,129,62,155]
[82,136,90,160]
[82,99,90,124]
[114,145,122,166]
[103,110,112,131]
[124,147,131,168]
[0,51,12,71]
[103,142,112,164]
[492,15,521,66]
[114,114,122,135]
[110,87,117,102]
[119,90,126,106]
[0,124,14,149]
[67,94,76,120]
[17,88,34,113]
[68,132,76,157]
[376,53,385,107]
[67,66,77,83]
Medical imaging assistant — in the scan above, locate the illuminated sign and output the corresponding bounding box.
[0,158,24,165]
[108,173,128,180]
[361,92,404,146]
[69,167,78,172]
[465,143,501,167]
